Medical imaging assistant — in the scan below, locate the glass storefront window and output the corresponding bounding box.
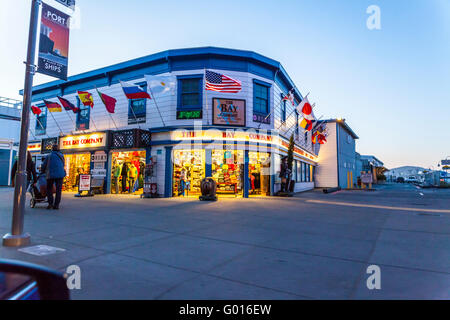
[212,150,244,197]
[249,152,271,196]
[173,150,205,197]
[63,153,90,192]
[111,150,146,194]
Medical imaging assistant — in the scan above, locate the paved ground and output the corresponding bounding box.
[0,183,449,299]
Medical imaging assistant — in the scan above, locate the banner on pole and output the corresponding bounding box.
[37,3,70,80]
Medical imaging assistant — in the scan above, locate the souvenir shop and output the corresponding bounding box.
[110,150,146,194]
[36,129,152,195]
[57,132,108,193]
[154,127,318,198]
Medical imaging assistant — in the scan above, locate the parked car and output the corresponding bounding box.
[0,259,69,300]
[406,176,419,184]
[396,177,405,183]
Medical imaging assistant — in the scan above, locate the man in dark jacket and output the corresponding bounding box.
[42,144,66,210]
[10,151,37,189]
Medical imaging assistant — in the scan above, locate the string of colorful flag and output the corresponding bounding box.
[30,69,327,144]
[280,90,328,145]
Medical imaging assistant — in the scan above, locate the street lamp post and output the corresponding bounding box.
[3,0,41,247]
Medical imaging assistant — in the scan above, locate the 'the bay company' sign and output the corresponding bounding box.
[59,133,107,150]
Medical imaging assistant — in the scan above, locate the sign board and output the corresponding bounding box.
[91,151,107,162]
[94,162,104,169]
[361,172,373,184]
[54,0,76,10]
[60,132,107,150]
[441,160,450,166]
[27,143,41,152]
[213,98,246,126]
[78,174,91,191]
[177,110,202,120]
[37,3,70,80]
[253,113,270,124]
[90,169,107,176]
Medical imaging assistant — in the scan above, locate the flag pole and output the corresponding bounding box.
[3,0,40,247]
[89,110,99,131]
[34,115,49,138]
[48,110,64,136]
[204,69,209,126]
[148,86,166,127]
[276,92,310,131]
[64,108,76,131]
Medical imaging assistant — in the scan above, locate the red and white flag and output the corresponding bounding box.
[282,91,295,106]
[205,70,242,93]
[296,95,315,121]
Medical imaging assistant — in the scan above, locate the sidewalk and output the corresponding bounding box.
[1,186,449,299]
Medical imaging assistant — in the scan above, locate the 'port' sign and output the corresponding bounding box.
[37,3,70,80]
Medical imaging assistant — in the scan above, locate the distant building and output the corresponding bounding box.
[385,166,425,182]
[0,97,21,186]
[360,155,384,183]
[314,119,359,189]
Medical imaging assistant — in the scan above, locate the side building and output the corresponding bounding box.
[23,47,318,198]
[0,97,21,186]
[314,119,359,189]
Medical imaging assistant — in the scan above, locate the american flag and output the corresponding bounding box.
[205,70,242,93]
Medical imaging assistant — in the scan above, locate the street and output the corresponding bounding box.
[0,183,449,299]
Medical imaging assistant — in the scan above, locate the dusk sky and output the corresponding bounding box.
[0,0,448,169]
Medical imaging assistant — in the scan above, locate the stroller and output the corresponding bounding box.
[29,172,50,208]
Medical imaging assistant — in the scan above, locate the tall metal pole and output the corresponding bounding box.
[3,0,41,247]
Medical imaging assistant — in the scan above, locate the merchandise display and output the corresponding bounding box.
[249,152,271,196]
[62,153,91,192]
[173,150,205,196]
[111,150,146,194]
[212,150,244,196]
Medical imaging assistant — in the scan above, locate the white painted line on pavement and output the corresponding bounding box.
[305,199,450,213]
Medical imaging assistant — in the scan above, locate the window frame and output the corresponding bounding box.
[253,79,270,116]
[280,93,286,123]
[35,104,47,136]
[177,75,203,111]
[128,81,147,125]
[76,96,90,131]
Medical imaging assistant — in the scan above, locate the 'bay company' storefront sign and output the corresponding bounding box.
[59,132,108,150]
[213,98,246,126]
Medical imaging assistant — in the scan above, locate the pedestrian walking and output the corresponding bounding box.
[42,144,66,210]
[10,151,37,191]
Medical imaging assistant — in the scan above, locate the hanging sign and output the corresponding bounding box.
[37,3,70,80]
[213,98,246,126]
[91,169,107,177]
[91,151,107,162]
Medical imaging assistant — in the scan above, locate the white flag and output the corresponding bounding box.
[296,95,315,121]
[145,75,176,96]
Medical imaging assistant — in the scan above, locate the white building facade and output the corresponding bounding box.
[24,47,318,197]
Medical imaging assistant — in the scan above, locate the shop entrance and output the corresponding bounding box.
[173,150,205,197]
[249,152,271,196]
[111,150,146,194]
[63,153,91,192]
[212,150,244,197]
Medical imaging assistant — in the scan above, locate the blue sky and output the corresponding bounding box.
[1,0,449,169]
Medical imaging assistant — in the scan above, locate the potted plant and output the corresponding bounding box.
[287,134,295,192]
